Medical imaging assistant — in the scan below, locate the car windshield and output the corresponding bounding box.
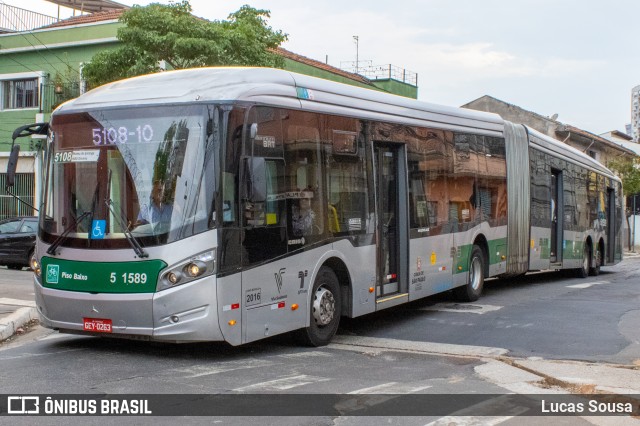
[42,105,217,249]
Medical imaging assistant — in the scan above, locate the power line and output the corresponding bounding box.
[0,2,77,84]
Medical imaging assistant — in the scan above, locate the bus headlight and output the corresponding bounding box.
[159,249,216,291]
[31,255,41,276]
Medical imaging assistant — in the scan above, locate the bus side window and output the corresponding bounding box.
[328,159,367,234]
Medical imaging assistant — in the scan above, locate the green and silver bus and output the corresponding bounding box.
[16,67,622,345]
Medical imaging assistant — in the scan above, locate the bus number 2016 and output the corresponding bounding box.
[110,272,148,284]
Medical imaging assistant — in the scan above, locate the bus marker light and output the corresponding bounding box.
[458,266,462,271]
[291,304,299,311]
[228,320,237,326]
[369,287,374,293]
[168,272,181,284]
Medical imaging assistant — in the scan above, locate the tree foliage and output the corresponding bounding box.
[82,1,287,88]
[607,156,640,208]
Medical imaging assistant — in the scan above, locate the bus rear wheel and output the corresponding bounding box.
[576,245,590,278]
[589,244,601,276]
[296,266,342,347]
[454,245,484,302]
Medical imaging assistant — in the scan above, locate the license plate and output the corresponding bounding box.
[83,318,112,333]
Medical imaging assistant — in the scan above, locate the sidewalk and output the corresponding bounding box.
[0,297,38,342]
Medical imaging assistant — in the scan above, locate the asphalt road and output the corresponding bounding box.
[1,258,639,425]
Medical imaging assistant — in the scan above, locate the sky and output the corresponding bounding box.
[3,0,639,135]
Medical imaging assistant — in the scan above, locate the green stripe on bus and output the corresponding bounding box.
[41,257,167,293]
[454,238,508,274]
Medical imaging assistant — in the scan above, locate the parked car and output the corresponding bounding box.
[0,216,38,270]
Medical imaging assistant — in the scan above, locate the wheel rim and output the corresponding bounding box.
[470,256,482,291]
[312,286,335,326]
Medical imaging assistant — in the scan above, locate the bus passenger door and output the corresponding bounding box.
[374,143,408,303]
[550,170,563,263]
[606,187,615,263]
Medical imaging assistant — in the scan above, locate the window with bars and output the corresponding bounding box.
[2,78,39,109]
[0,173,35,219]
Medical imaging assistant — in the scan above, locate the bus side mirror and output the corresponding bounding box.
[6,145,20,188]
[243,157,267,203]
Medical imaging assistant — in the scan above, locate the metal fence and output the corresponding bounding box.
[340,62,418,87]
[0,173,35,220]
[0,4,57,32]
[41,82,81,113]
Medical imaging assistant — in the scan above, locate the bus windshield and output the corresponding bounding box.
[43,105,215,249]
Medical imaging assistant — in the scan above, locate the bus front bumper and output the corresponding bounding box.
[34,276,225,343]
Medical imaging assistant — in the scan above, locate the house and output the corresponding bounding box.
[462,95,636,166]
[0,2,417,218]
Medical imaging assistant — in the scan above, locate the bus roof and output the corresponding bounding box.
[56,67,504,135]
[526,126,620,181]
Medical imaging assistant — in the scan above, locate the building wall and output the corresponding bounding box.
[632,85,640,143]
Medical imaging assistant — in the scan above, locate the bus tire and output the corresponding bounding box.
[589,243,601,276]
[296,266,342,347]
[576,245,590,278]
[454,245,484,302]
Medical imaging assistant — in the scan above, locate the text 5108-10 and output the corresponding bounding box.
[110,272,148,285]
[92,125,154,145]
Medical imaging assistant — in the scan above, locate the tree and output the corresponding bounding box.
[607,156,640,249]
[82,1,287,88]
[607,157,640,199]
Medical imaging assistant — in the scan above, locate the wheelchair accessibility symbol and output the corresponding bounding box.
[91,219,106,239]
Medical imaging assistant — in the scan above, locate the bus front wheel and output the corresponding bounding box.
[454,245,485,302]
[296,266,342,347]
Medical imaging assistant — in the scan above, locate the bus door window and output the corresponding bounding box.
[550,169,562,262]
[327,119,367,236]
[241,106,287,265]
[283,112,324,240]
[451,133,477,230]
[407,129,449,234]
[374,143,403,295]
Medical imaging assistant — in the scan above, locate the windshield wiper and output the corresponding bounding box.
[47,180,100,255]
[46,211,92,255]
[104,170,148,258]
[104,198,148,259]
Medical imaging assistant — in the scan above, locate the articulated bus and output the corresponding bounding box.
[15,67,622,346]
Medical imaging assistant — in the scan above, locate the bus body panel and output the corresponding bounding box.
[330,239,377,318]
[529,226,552,270]
[216,273,243,345]
[408,232,454,301]
[35,282,155,336]
[34,276,225,342]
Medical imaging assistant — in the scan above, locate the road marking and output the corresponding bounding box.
[0,298,36,308]
[331,335,508,357]
[173,359,275,378]
[278,351,333,359]
[426,415,517,426]
[233,374,330,391]
[425,394,530,425]
[566,280,610,289]
[348,381,431,394]
[419,303,502,315]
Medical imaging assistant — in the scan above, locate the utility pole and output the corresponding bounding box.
[353,36,359,75]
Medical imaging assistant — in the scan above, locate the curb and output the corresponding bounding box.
[0,307,38,342]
